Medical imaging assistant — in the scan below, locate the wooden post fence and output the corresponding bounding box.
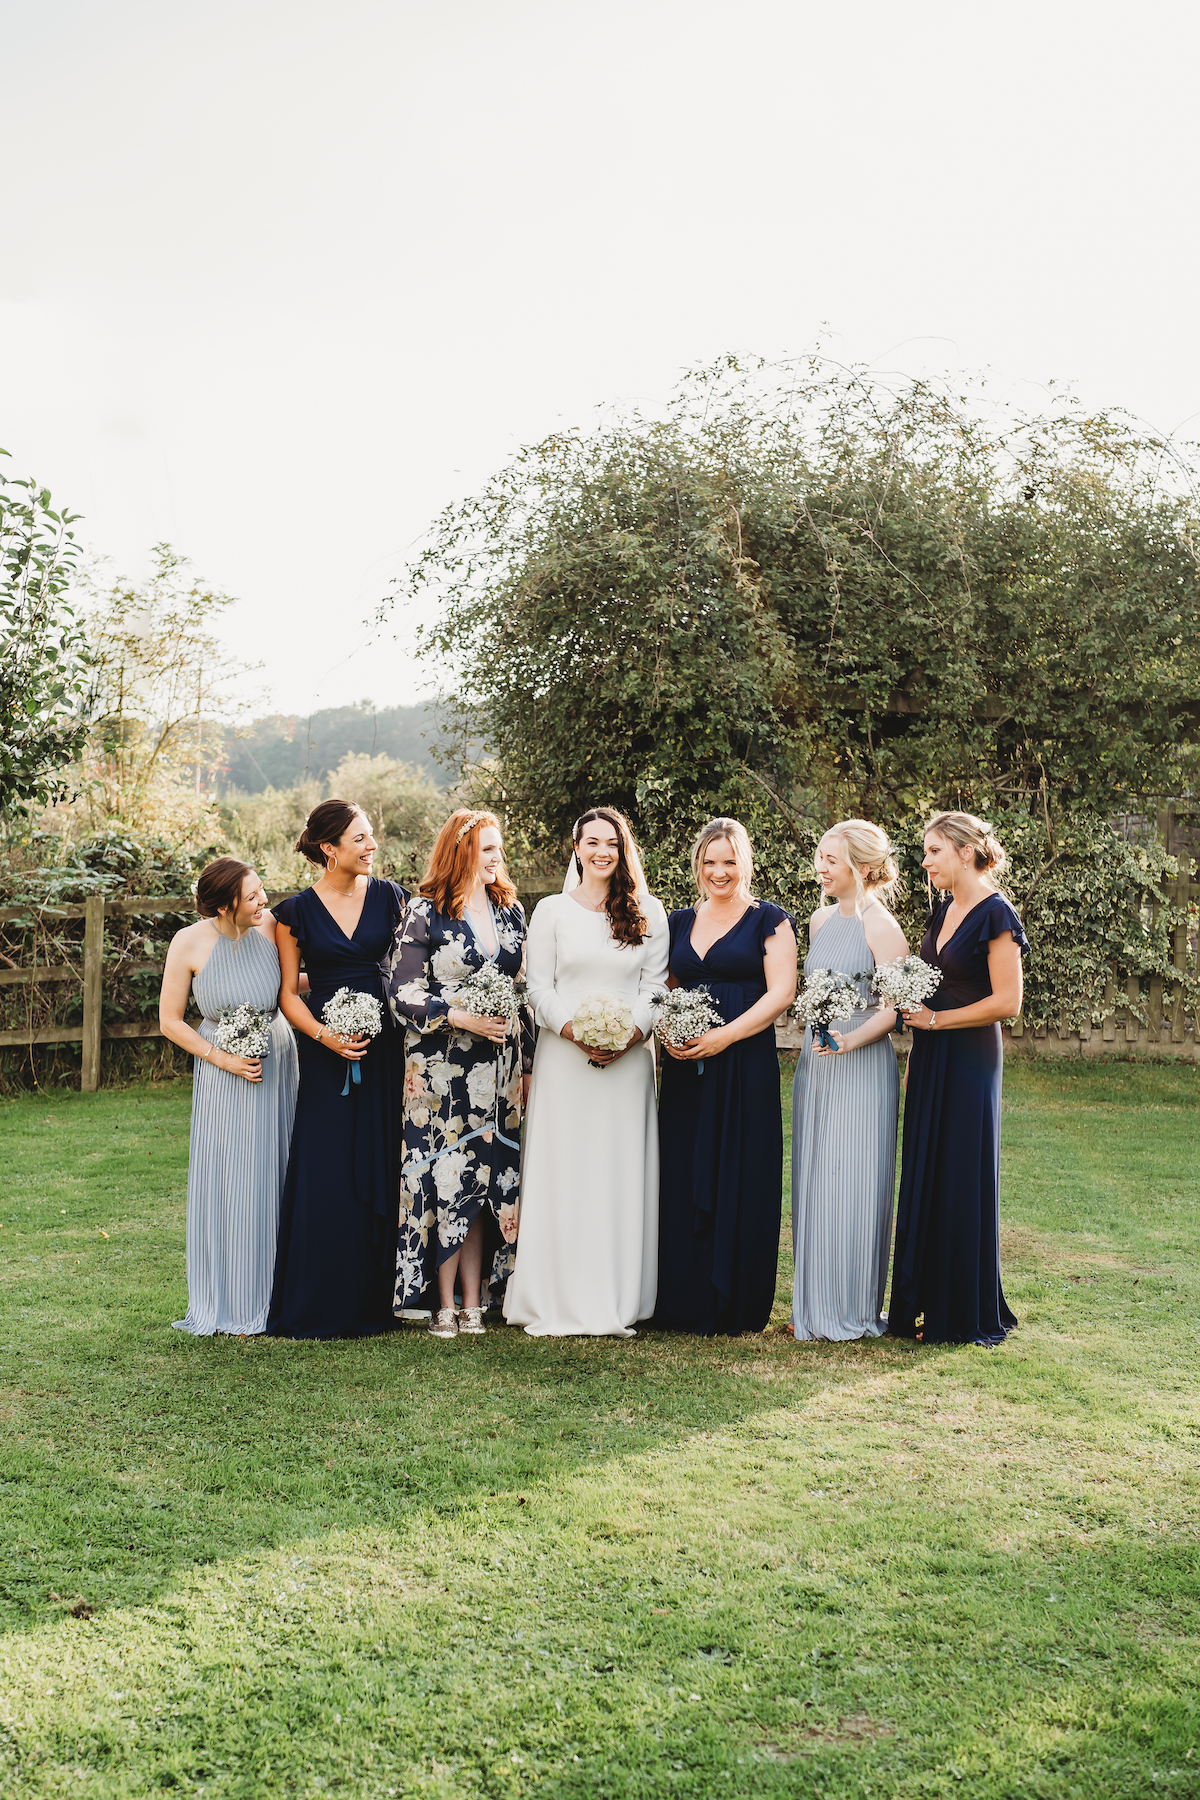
[0,881,566,1094]
[1,852,1196,1087]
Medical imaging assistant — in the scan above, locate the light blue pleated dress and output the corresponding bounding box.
[791,907,899,1340]
[173,929,299,1336]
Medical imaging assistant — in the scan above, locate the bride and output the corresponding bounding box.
[503,807,668,1336]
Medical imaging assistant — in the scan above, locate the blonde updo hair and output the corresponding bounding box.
[925,810,1007,880]
[818,819,902,906]
[691,817,756,905]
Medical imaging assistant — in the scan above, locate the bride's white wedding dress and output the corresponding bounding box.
[503,891,669,1336]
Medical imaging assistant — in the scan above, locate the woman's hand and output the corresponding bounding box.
[905,1005,935,1032]
[323,1032,371,1061]
[449,1007,508,1044]
[567,1024,644,1065]
[562,1020,601,1059]
[216,1052,264,1082]
[813,1029,854,1057]
[669,1024,732,1063]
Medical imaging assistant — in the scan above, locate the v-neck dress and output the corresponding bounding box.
[266,878,407,1338]
[652,901,793,1336]
[887,891,1029,1346]
[387,896,531,1311]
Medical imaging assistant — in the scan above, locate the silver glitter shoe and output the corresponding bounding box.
[458,1306,487,1335]
[428,1307,458,1339]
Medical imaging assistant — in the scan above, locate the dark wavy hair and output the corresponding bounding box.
[573,807,648,948]
[295,798,365,867]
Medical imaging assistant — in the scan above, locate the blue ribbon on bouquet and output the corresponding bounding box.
[340,1061,362,1097]
[813,1024,838,1051]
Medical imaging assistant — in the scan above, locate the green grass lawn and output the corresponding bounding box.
[1,1057,1198,1799]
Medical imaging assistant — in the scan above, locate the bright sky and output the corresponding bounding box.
[3,0,1198,716]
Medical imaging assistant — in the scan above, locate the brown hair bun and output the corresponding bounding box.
[295,798,364,867]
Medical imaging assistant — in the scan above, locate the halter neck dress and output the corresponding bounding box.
[174,927,298,1336]
[266,878,407,1339]
[652,901,794,1336]
[790,906,898,1339]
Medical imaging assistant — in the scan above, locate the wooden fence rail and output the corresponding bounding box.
[2,848,1197,1088]
[0,882,566,1092]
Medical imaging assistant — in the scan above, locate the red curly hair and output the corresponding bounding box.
[418,809,517,919]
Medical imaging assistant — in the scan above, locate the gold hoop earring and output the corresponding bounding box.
[327,853,338,874]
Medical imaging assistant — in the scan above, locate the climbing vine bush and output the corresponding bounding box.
[384,360,1199,1035]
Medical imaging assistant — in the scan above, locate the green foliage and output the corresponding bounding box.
[0,456,91,818]
[220,700,450,792]
[74,543,252,844]
[2,1065,1199,1796]
[219,754,445,894]
[387,358,1200,1029]
[0,828,211,1094]
[400,365,1200,832]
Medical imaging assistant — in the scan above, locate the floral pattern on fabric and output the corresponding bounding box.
[386,896,532,1310]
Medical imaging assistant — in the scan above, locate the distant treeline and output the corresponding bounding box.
[220,702,449,793]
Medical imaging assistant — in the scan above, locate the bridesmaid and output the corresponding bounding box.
[653,819,797,1337]
[790,821,907,1340]
[388,809,530,1339]
[159,858,298,1336]
[266,799,408,1339]
[888,811,1028,1346]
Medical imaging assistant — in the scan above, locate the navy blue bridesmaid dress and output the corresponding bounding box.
[653,902,793,1336]
[266,878,407,1339]
[888,890,1029,1346]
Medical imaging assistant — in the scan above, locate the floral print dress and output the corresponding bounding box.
[387,896,531,1310]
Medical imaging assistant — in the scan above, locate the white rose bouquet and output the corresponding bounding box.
[870,955,940,1027]
[211,1005,273,1060]
[450,965,524,1031]
[793,967,869,1052]
[321,987,384,1093]
[572,994,635,1069]
[651,985,724,1071]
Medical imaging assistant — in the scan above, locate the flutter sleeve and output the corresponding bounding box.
[755,900,797,951]
[385,879,409,928]
[387,898,451,1032]
[526,898,571,1038]
[631,897,670,1040]
[271,892,305,947]
[985,894,1030,957]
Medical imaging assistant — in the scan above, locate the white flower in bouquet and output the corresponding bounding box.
[211,1005,273,1059]
[871,955,940,1020]
[321,987,384,1041]
[572,994,635,1067]
[651,985,724,1048]
[450,964,523,1028]
[793,967,869,1050]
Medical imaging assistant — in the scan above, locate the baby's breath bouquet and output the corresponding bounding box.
[321,987,384,1094]
[794,968,869,1052]
[572,994,635,1069]
[211,1005,273,1060]
[450,965,524,1030]
[871,955,940,1027]
[651,985,724,1072]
